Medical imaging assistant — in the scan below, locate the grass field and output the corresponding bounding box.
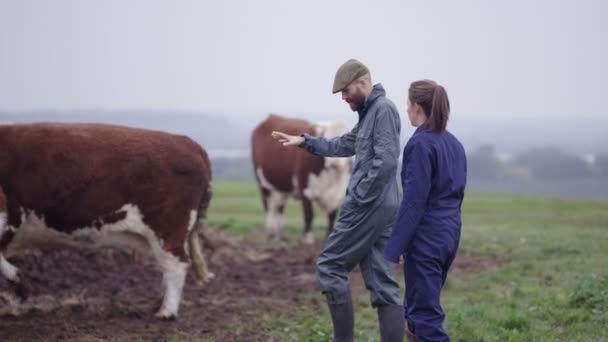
[204,181,608,342]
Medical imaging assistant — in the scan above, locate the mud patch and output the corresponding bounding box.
[0,233,506,341]
[449,251,511,278]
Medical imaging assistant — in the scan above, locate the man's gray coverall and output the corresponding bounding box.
[300,83,402,306]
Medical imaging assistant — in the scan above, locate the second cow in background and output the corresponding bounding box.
[251,114,351,244]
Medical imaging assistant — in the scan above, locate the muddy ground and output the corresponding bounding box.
[0,232,507,342]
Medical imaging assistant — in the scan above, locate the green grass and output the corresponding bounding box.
[207,181,332,240]
[203,182,608,341]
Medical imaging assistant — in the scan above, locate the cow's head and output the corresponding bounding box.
[314,120,352,170]
[304,121,352,213]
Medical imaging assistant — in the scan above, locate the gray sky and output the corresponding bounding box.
[1,0,606,120]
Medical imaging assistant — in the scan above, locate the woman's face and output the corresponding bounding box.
[407,99,426,127]
[407,99,423,127]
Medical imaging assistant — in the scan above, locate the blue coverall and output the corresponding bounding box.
[300,84,402,307]
[384,123,467,341]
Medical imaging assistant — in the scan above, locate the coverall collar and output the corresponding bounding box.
[358,84,385,121]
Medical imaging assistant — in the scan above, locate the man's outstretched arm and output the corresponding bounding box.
[271,128,356,158]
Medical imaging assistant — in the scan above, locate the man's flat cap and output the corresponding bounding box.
[332,59,370,94]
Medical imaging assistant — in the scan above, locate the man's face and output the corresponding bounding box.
[341,81,365,112]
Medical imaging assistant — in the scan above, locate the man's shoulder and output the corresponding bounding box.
[373,95,398,110]
[370,97,399,121]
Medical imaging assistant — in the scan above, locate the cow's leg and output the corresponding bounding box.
[259,186,271,212]
[265,191,279,237]
[188,216,214,285]
[0,254,28,301]
[264,191,276,236]
[0,211,28,301]
[301,197,314,244]
[154,249,189,319]
[327,209,338,236]
[144,213,191,319]
[275,192,289,239]
[265,192,289,239]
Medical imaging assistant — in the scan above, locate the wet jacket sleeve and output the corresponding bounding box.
[299,128,356,157]
[384,141,433,262]
[351,109,400,206]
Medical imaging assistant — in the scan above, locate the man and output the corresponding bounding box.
[271,59,405,342]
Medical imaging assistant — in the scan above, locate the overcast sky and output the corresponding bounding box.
[1,0,606,120]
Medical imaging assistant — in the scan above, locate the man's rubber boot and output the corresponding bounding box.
[325,291,354,342]
[378,304,405,342]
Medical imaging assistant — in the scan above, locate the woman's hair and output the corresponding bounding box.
[408,80,450,132]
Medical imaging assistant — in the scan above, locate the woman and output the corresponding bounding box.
[384,80,467,341]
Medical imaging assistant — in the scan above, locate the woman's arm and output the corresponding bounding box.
[384,141,433,262]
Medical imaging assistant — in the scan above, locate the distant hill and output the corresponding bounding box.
[447,117,608,156]
[1,111,606,157]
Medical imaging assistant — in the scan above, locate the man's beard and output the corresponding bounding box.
[348,94,365,111]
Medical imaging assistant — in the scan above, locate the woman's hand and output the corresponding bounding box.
[271,131,305,146]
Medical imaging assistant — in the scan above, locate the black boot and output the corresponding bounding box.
[377,304,405,342]
[325,290,354,342]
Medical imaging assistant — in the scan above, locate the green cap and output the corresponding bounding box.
[332,59,369,94]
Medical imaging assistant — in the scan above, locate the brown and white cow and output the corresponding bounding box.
[0,123,213,319]
[251,114,351,244]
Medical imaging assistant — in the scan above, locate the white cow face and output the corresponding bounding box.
[314,120,352,173]
[304,121,352,212]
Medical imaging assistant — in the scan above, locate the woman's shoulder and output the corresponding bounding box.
[443,130,465,148]
[404,134,432,154]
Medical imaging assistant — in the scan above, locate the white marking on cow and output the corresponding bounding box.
[256,167,277,192]
[187,211,197,234]
[0,212,21,283]
[155,251,188,318]
[276,193,288,233]
[4,204,193,318]
[303,231,314,245]
[0,212,16,234]
[265,192,279,234]
[265,193,280,234]
[314,123,326,137]
[0,255,19,282]
[305,157,351,213]
[314,120,347,140]
[304,120,351,212]
[292,175,299,195]
[0,212,7,233]
[264,192,289,235]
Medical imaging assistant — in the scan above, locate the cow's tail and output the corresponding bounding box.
[188,145,215,285]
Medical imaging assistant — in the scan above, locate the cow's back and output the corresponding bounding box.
[0,123,211,234]
[251,115,323,193]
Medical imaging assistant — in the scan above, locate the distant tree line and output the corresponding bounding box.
[468,145,607,181]
[211,146,608,182]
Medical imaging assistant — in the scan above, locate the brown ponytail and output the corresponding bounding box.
[409,80,450,132]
